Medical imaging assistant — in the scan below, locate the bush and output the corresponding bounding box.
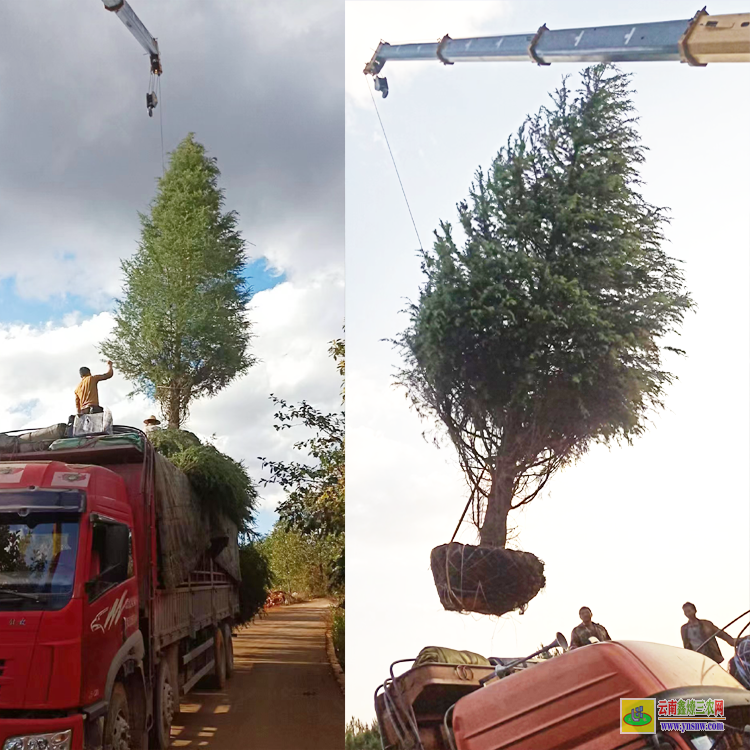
[331,606,345,671]
[237,542,272,625]
[345,719,381,750]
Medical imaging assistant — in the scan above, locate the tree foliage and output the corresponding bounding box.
[395,66,693,548]
[237,541,272,624]
[260,398,344,538]
[258,526,343,598]
[150,428,258,532]
[258,337,345,595]
[345,720,381,750]
[102,133,255,428]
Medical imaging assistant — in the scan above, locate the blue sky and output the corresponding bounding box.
[0,257,286,327]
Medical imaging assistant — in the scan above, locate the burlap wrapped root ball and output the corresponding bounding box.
[431,543,546,616]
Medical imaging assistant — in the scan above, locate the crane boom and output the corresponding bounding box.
[102,0,161,74]
[364,9,750,96]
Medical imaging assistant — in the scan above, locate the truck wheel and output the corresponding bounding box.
[104,683,131,750]
[222,622,234,678]
[152,659,176,749]
[212,627,227,689]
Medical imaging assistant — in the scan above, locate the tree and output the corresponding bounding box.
[258,525,342,598]
[102,133,255,428]
[396,66,693,549]
[258,338,345,592]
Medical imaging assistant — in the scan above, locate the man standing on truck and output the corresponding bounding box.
[569,607,611,649]
[75,361,114,415]
[681,602,735,663]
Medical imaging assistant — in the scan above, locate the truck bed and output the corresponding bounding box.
[154,583,238,650]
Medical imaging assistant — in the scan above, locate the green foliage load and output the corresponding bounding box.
[345,719,381,750]
[396,65,693,547]
[150,429,257,532]
[237,542,272,624]
[102,133,255,429]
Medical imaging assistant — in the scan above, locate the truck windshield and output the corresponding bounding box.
[0,513,80,610]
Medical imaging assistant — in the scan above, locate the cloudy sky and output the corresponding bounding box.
[0,1,344,534]
[346,0,750,722]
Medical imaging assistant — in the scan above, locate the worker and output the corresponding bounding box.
[681,602,735,664]
[143,415,161,434]
[728,637,750,689]
[569,607,611,649]
[75,361,113,415]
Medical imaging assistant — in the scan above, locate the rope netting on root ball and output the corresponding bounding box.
[430,543,545,616]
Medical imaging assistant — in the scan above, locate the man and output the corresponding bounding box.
[681,602,735,664]
[143,415,161,434]
[570,607,611,650]
[75,361,113,415]
[728,636,750,690]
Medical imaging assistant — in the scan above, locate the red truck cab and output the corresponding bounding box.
[0,460,144,750]
[0,428,240,750]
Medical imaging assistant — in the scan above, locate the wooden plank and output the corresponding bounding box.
[182,637,214,666]
[182,659,215,695]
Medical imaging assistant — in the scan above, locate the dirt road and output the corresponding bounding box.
[170,599,344,749]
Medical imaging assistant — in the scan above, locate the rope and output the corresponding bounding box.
[366,79,423,252]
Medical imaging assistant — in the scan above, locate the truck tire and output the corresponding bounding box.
[152,659,176,750]
[211,627,227,689]
[104,682,131,750]
[222,622,234,678]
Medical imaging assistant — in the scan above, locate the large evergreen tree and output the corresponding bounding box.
[102,133,254,428]
[396,66,693,548]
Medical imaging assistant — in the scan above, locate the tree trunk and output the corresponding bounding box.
[480,462,514,548]
[167,382,181,430]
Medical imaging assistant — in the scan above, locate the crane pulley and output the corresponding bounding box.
[364,7,750,97]
[102,0,162,116]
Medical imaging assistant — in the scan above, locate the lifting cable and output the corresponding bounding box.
[158,75,165,176]
[366,78,423,252]
[146,58,165,176]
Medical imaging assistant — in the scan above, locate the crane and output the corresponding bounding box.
[364,7,750,97]
[102,0,162,116]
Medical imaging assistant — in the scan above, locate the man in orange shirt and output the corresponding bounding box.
[75,361,114,415]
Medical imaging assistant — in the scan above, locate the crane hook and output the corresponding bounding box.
[146,91,158,117]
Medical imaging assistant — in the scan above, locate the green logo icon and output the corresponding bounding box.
[623,706,652,727]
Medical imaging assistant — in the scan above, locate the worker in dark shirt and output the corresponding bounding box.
[570,607,611,649]
[681,602,735,664]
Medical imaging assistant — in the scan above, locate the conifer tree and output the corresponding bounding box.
[102,134,254,428]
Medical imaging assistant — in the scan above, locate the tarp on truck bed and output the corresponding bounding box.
[152,450,241,588]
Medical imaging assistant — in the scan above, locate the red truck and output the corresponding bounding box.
[0,426,242,750]
[376,639,750,750]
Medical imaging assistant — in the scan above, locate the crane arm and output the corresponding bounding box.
[102,0,161,75]
[364,9,750,95]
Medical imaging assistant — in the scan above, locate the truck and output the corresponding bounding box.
[0,424,241,750]
[375,638,750,750]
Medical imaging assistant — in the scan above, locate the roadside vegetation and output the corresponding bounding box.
[345,719,381,750]
[259,336,345,603]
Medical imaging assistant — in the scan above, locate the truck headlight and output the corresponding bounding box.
[3,730,71,750]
